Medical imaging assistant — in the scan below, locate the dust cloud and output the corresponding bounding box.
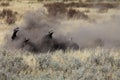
[4,8,120,53]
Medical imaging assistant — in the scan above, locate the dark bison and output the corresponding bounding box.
[40,30,57,52]
[22,38,38,52]
[40,30,79,52]
[11,28,79,53]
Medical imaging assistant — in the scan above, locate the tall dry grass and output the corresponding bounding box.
[0,48,120,80]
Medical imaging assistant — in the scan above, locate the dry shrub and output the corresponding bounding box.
[65,2,118,8]
[67,9,79,18]
[0,0,12,1]
[37,0,44,2]
[8,0,12,1]
[0,72,7,80]
[5,16,16,24]
[66,2,80,7]
[44,2,89,19]
[84,9,90,13]
[0,9,16,24]
[97,7,108,13]
[14,11,18,15]
[66,2,93,8]
[67,8,89,19]
[96,3,118,8]
[0,2,10,6]
[0,9,13,18]
[44,2,67,16]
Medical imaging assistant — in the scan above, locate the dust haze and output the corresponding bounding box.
[4,8,120,53]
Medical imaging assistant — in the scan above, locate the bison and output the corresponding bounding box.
[40,30,79,52]
[22,38,38,52]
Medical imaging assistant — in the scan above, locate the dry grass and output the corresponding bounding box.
[0,8,17,24]
[0,48,120,80]
[44,2,67,16]
[67,8,89,19]
[44,2,89,19]
[0,2,10,7]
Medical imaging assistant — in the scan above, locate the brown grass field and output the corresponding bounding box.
[0,0,120,80]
